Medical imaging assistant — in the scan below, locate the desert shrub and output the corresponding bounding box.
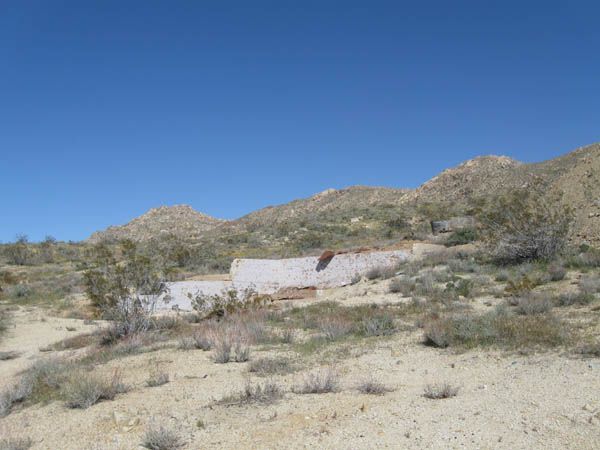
[62,370,128,409]
[0,351,20,360]
[0,438,32,450]
[248,357,297,376]
[8,284,34,300]
[211,333,250,364]
[423,383,459,399]
[146,367,169,387]
[177,337,196,350]
[504,275,538,296]
[190,287,267,318]
[444,278,473,298]
[514,294,553,315]
[233,341,251,362]
[357,378,390,395]
[565,247,600,269]
[83,251,166,337]
[494,270,510,282]
[0,309,9,339]
[0,378,33,417]
[445,228,478,247]
[218,380,284,405]
[423,308,567,349]
[151,316,184,331]
[293,368,340,394]
[365,266,396,281]
[141,424,183,450]
[0,358,76,416]
[361,315,396,336]
[280,327,295,344]
[388,277,412,295]
[410,272,457,302]
[577,341,600,357]
[477,181,572,264]
[547,263,567,281]
[192,331,213,350]
[579,275,600,295]
[212,337,232,363]
[446,257,480,274]
[4,235,31,266]
[555,291,594,307]
[291,231,323,252]
[318,317,355,341]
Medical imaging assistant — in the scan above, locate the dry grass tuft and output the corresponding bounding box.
[423,383,459,399]
[217,380,284,405]
[513,293,553,315]
[318,317,355,341]
[62,369,129,409]
[293,368,340,394]
[141,424,184,450]
[146,367,169,387]
[357,378,391,395]
[361,315,396,336]
[423,308,568,350]
[0,351,20,361]
[0,437,33,450]
[248,357,297,376]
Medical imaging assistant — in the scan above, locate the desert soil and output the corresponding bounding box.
[1,286,600,450]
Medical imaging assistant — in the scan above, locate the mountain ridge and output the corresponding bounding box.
[88,143,600,246]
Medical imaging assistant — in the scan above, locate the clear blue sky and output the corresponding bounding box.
[1,1,599,242]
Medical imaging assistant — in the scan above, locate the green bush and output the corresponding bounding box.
[476,181,572,264]
[445,228,478,247]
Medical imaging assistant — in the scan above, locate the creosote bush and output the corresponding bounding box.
[83,248,166,338]
[444,228,477,247]
[476,180,572,264]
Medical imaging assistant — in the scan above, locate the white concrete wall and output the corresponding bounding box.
[158,280,232,311]
[231,250,409,290]
[157,249,410,311]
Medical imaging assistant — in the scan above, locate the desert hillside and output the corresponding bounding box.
[88,205,226,244]
[88,143,600,248]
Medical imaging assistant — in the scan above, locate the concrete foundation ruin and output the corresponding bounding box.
[158,248,410,311]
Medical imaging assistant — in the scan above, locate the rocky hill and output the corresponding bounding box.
[230,185,408,229]
[88,205,226,243]
[407,155,525,205]
[89,143,600,247]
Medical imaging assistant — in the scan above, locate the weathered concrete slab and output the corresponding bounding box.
[158,280,232,311]
[231,250,409,291]
[157,249,411,311]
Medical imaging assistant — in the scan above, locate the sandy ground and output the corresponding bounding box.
[0,307,103,384]
[1,282,600,449]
